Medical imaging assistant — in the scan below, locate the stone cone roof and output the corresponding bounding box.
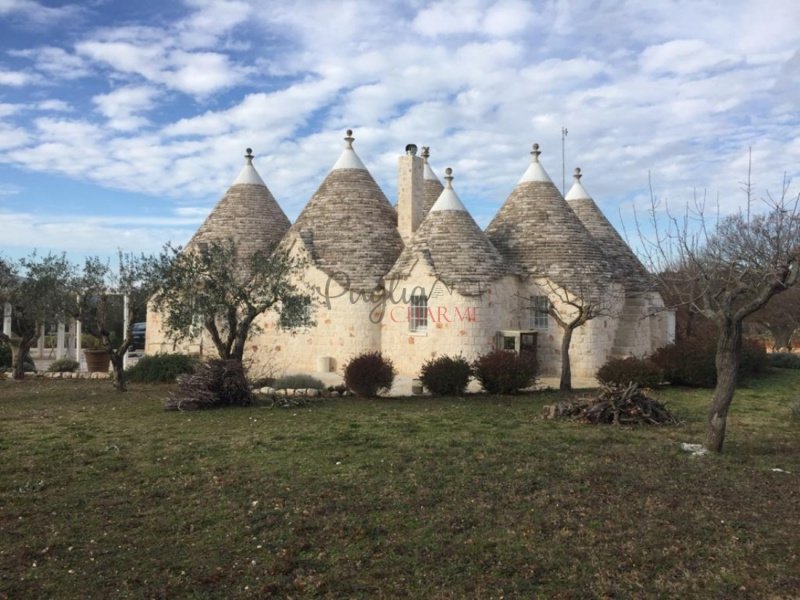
[485,144,612,292]
[386,168,511,296]
[287,130,403,292]
[421,146,444,217]
[187,149,291,262]
[565,168,652,293]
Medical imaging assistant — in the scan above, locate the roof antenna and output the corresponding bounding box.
[561,126,568,196]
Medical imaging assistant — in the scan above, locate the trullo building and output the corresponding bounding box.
[146,131,675,381]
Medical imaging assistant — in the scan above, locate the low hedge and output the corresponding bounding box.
[125,353,199,383]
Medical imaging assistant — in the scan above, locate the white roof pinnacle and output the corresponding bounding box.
[232,148,267,186]
[421,146,441,182]
[565,167,592,201]
[430,167,467,212]
[518,143,553,184]
[331,129,367,171]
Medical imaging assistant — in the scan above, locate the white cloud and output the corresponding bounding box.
[36,99,72,112]
[0,0,81,25]
[0,69,36,86]
[0,209,196,257]
[640,39,741,76]
[93,85,160,131]
[0,103,21,118]
[76,37,247,96]
[10,46,91,79]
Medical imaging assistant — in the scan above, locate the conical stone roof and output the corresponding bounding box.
[565,168,652,293]
[386,168,511,296]
[287,130,403,292]
[188,148,291,260]
[485,144,612,291]
[421,146,444,217]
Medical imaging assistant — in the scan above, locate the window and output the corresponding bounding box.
[409,295,427,332]
[530,295,550,330]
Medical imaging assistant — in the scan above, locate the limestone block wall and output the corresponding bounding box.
[519,279,626,378]
[381,270,520,376]
[145,300,207,357]
[247,261,383,378]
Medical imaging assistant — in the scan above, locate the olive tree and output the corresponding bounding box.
[150,239,315,363]
[641,174,800,452]
[0,253,75,379]
[72,253,159,391]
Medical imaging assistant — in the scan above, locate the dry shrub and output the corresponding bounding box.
[165,359,253,410]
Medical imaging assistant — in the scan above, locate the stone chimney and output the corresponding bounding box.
[397,143,424,241]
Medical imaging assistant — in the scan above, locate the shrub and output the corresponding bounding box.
[274,373,325,391]
[419,354,472,396]
[472,350,537,394]
[768,352,800,369]
[740,338,768,376]
[126,353,198,383]
[0,342,35,371]
[343,351,396,397]
[653,335,770,387]
[48,358,79,373]
[596,356,663,388]
[652,338,716,387]
[165,359,253,410]
[0,341,10,369]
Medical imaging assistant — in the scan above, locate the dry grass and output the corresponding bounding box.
[1,370,798,599]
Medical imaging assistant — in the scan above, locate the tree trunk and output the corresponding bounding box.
[11,338,33,380]
[110,352,127,392]
[705,320,742,452]
[560,326,574,391]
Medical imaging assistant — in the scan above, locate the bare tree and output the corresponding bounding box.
[150,239,315,363]
[528,277,622,391]
[639,174,800,452]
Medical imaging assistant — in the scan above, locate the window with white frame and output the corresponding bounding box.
[409,294,428,332]
[529,295,550,329]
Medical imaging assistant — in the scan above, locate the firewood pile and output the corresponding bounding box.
[543,383,679,425]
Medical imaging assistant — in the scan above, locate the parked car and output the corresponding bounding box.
[130,322,146,351]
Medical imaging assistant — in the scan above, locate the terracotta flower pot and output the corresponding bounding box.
[84,349,110,373]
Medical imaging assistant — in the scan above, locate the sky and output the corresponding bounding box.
[0,0,798,264]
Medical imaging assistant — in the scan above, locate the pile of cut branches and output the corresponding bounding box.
[543,383,679,425]
[165,359,253,411]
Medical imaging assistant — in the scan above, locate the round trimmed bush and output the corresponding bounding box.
[472,350,537,394]
[596,356,663,388]
[343,351,396,397]
[419,354,472,396]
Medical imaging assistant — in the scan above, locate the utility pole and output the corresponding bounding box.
[561,126,568,197]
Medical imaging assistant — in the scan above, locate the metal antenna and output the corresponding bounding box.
[561,126,568,197]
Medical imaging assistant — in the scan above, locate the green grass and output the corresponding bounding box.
[1,371,799,599]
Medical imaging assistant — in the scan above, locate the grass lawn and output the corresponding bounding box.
[1,370,798,599]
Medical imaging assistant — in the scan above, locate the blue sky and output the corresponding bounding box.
[1,0,798,263]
